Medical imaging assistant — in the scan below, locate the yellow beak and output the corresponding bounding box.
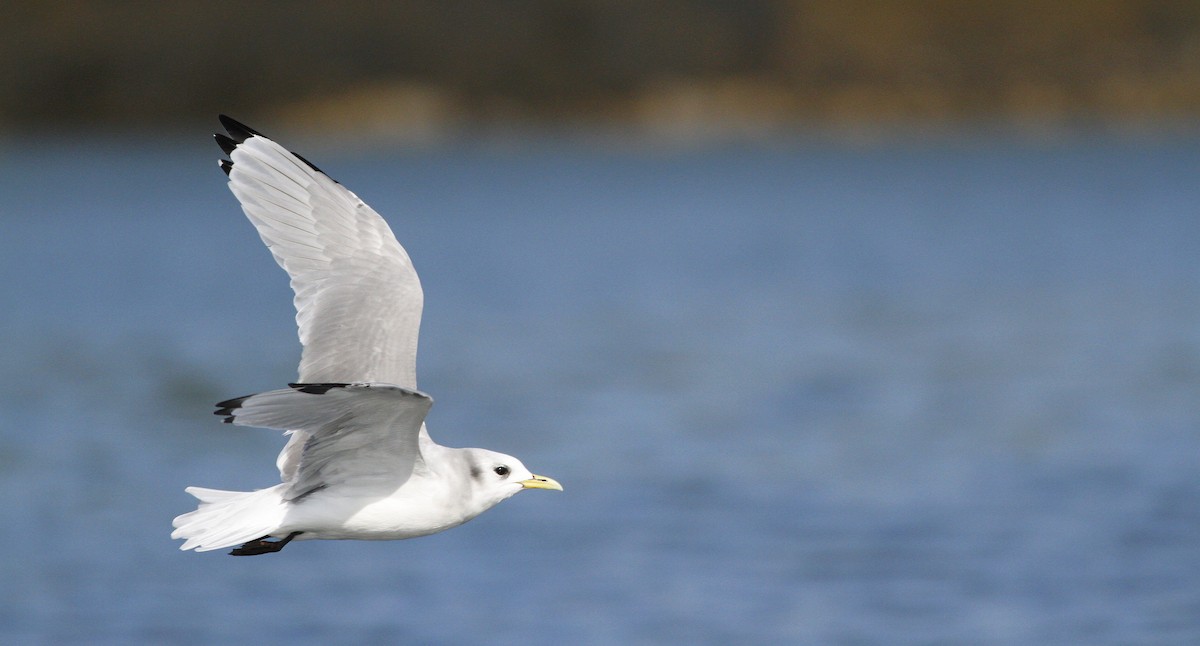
[519,474,563,491]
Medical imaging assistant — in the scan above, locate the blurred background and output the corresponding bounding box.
[7,0,1200,134]
[2,1,1199,644]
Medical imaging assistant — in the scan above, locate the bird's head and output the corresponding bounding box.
[462,448,562,509]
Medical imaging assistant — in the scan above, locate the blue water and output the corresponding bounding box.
[1,128,1198,644]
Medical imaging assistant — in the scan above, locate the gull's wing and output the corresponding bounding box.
[216,115,423,389]
[215,383,433,500]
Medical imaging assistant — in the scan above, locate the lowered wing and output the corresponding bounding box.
[216,383,433,501]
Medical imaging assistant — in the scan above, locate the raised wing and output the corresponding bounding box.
[216,115,423,389]
[216,383,433,501]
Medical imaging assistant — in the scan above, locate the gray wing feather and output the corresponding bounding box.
[217,383,433,500]
[223,136,424,388]
[217,120,425,482]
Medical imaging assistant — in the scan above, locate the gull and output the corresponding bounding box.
[172,116,561,556]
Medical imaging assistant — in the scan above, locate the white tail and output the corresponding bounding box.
[171,485,288,551]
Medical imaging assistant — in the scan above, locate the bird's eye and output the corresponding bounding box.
[494,465,510,477]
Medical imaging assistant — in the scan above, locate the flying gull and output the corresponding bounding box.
[172,116,561,555]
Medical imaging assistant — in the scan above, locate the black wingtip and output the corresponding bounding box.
[218,159,233,176]
[213,115,337,183]
[218,114,263,143]
[214,394,252,422]
[214,132,238,156]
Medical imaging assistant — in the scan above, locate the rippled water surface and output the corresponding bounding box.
[1,130,1198,644]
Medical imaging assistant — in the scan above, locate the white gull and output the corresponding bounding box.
[172,115,561,556]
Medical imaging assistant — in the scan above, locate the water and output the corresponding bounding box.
[1,129,1198,644]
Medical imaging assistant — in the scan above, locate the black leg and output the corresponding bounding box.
[229,531,302,556]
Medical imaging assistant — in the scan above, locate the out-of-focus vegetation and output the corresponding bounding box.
[5,0,1200,133]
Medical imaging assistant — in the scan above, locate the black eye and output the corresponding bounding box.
[494,465,510,477]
